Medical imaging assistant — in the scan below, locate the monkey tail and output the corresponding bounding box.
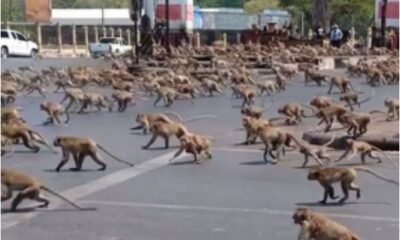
[183,115,217,123]
[97,144,135,167]
[40,186,96,211]
[353,167,399,185]
[369,110,388,116]
[163,111,183,122]
[301,104,317,117]
[321,133,336,147]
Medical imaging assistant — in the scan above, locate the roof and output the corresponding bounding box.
[51,9,133,25]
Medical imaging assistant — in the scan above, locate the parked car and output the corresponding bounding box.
[88,37,132,57]
[1,29,38,59]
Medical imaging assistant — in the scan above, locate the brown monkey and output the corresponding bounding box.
[1,123,56,153]
[327,77,356,94]
[310,96,335,109]
[242,116,273,145]
[79,93,113,113]
[295,134,336,167]
[304,69,328,86]
[238,87,257,108]
[256,80,277,96]
[1,135,14,156]
[170,133,214,164]
[307,166,398,204]
[60,88,86,112]
[337,111,373,136]
[338,92,372,111]
[201,79,223,97]
[241,106,266,119]
[176,83,201,99]
[153,86,192,107]
[22,82,47,98]
[40,101,70,125]
[315,105,350,132]
[1,106,25,124]
[53,136,134,172]
[142,121,190,149]
[335,139,396,166]
[132,112,183,135]
[293,208,360,240]
[1,169,95,211]
[384,97,399,120]
[278,102,316,125]
[111,91,135,112]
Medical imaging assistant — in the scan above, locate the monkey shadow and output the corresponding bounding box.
[144,146,180,151]
[240,160,268,166]
[296,201,391,207]
[335,162,377,167]
[231,105,244,109]
[1,207,89,214]
[169,160,200,166]
[43,169,100,173]
[129,132,146,136]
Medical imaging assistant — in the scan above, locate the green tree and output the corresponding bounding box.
[243,0,279,14]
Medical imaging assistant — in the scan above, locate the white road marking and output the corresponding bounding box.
[2,151,186,230]
[81,200,399,223]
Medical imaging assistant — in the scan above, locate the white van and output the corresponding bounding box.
[1,29,38,59]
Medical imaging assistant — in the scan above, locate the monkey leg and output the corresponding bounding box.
[336,149,351,162]
[142,134,158,149]
[54,114,62,124]
[32,193,50,208]
[367,151,382,164]
[163,135,169,149]
[153,95,162,107]
[21,135,40,153]
[56,152,70,171]
[89,152,106,171]
[338,182,350,204]
[349,182,361,199]
[1,187,13,202]
[327,82,334,94]
[69,152,82,171]
[37,88,46,98]
[65,99,75,112]
[42,117,54,126]
[205,150,212,159]
[271,144,283,164]
[301,155,310,168]
[10,186,36,211]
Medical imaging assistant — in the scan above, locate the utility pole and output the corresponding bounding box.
[165,0,171,54]
[380,0,387,47]
[101,0,105,26]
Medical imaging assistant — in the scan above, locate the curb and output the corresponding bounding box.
[302,131,399,151]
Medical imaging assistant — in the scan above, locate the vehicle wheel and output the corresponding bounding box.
[30,49,38,58]
[1,47,8,59]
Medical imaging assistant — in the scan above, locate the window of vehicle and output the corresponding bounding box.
[1,31,9,38]
[11,32,17,40]
[16,33,27,41]
[100,38,118,44]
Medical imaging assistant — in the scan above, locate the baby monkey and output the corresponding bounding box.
[307,166,398,204]
[40,101,70,125]
[1,169,95,211]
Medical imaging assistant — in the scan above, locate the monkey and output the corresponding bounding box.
[307,166,398,205]
[142,115,217,149]
[53,79,77,93]
[1,106,25,124]
[169,133,214,164]
[295,134,336,168]
[337,111,372,136]
[304,69,328,86]
[241,106,266,119]
[338,92,373,111]
[52,136,134,172]
[335,139,397,166]
[293,208,360,240]
[40,101,70,125]
[111,90,135,112]
[201,79,223,97]
[153,86,192,107]
[384,97,399,121]
[310,96,335,109]
[131,112,183,135]
[1,123,56,153]
[175,83,201,99]
[238,86,257,107]
[256,80,277,96]
[242,116,273,145]
[142,81,160,96]
[327,77,357,94]
[59,88,86,112]
[78,93,113,113]
[1,169,96,211]
[22,82,47,98]
[315,105,350,132]
[1,92,16,105]
[277,102,316,125]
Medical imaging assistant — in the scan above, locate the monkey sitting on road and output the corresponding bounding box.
[1,169,95,212]
[53,136,134,172]
[335,139,396,166]
[307,166,398,205]
[169,133,214,164]
[40,101,70,125]
[293,208,360,240]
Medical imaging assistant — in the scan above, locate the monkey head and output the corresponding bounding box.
[307,168,320,180]
[136,114,144,123]
[345,138,354,145]
[242,117,251,128]
[292,208,310,225]
[53,137,61,147]
[40,102,49,111]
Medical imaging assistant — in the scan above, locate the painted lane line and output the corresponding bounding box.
[82,200,399,223]
[2,151,186,230]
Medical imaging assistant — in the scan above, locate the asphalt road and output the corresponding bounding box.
[2,58,399,240]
